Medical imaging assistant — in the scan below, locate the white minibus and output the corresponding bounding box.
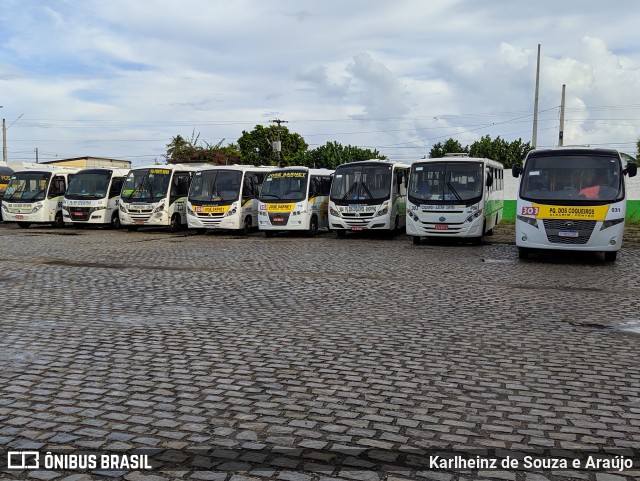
[187,165,274,234]
[258,167,334,237]
[119,164,197,231]
[62,168,130,228]
[328,159,410,237]
[407,154,504,244]
[1,166,78,228]
[512,147,637,261]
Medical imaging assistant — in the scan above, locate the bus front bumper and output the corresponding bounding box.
[516,219,623,252]
[187,213,241,230]
[406,214,482,238]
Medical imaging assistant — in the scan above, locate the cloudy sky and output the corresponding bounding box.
[1,0,640,166]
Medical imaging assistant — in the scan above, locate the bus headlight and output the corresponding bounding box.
[30,202,44,214]
[408,210,418,221]
[465,212,481,223]
[152,201,165,213]
[187,206,195,216]
[375,207,389,217]
[329,207,341,217]
[119,203,127,212]
[225,206,237,216]
[600,218,624,230]
[516,215,539,228]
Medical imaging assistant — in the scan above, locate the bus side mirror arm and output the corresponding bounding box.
[624,161,637,178]
[512,164,523,178]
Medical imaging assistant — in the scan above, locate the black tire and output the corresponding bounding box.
[336,229,346,238]
[307,216,318,238]
[52,212,65,228]
[169,214,181,233]
[604,251,617,262]
[241,216,251,236]
[111,213,121,229]
[17,222,31,229]
[518,247,530,260]
[412,236,421,245]
[264,231,274,238]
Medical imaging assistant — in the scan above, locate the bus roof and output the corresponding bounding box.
[193,165,276,174]
[268,166,334,175]
[73,167,131,176]
[334,159,411,169]
[129,164,200,172]
[411,157,504,169]
[527,147,620,158]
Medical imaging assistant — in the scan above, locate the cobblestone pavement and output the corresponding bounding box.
[0,223,639,481]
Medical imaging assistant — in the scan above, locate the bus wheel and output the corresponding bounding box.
[412,236,421,245]
[111,213,121,229]
[169,214,181,232]
[241,216,251,235]
[518,247,530,260]
[307,217,319,237]
[17,222,31,229]
[336,229,346,238]
[264,231,274,238]
[604,251,617,262]
[52,212,65,228]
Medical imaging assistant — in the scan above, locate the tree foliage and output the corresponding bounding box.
[429,136,532,167]
[428,139,468,158]
[165,130,241,165]
[294,141,385,169]
[237,125,308,166]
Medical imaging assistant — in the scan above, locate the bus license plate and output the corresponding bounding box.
[351,226,363,231]
[134,220,145,225]
[15,215,23,220]
[273,216,284,223]
[559,230,578,238]
[435,224,448,230]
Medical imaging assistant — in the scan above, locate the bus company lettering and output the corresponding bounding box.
[268,172,306,179]
[266,203,295,212]
[533,204,609,221]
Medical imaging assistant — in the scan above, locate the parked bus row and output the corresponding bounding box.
[3,147,636,261]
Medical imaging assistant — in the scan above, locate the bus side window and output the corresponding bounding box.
[321,176,331,196]
[109,178,124,198]
[242,174,254,199]
[48,176,66,198]
[171,172,191,198]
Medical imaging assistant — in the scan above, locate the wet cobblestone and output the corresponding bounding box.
[0,223,639,480]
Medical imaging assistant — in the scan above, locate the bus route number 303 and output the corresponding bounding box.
[522,206,539,216]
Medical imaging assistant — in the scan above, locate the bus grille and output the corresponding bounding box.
[543,219,596,245]
[69,207,90,221]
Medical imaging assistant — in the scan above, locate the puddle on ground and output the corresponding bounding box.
[613,319,640,334]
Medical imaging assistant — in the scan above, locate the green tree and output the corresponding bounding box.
[165,131,241,165]
[429,139,468,158]
[294,141,385,169]
[469,135,532,168]
[237,125,308,166]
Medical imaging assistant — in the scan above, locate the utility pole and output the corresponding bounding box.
[558,84,566,147]
[270,118,288,167]
[35,147,39,163]
[532,44,541,150]
[2,118,6,164]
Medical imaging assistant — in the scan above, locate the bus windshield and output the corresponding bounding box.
[330,163,392,203]
[189,170,242,203]
[3,172,52,202]
[66,170,111,200]
[520,154,622,203]
[409,162,483,203]
[121,168,171,202]
[259,171,308,202]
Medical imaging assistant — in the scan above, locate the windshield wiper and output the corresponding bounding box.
[342,182,359,200]
[260,193,281,200]
[446,182,462,201]
[360,183,373,199]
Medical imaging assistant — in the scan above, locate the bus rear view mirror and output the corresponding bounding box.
[486,174,493,187]
[512,164,523,178]
[624,161,637,178]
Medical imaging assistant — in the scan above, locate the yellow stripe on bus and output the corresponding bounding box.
[533,204,609,221]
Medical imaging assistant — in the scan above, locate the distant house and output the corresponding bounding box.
[40,156,132,169]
